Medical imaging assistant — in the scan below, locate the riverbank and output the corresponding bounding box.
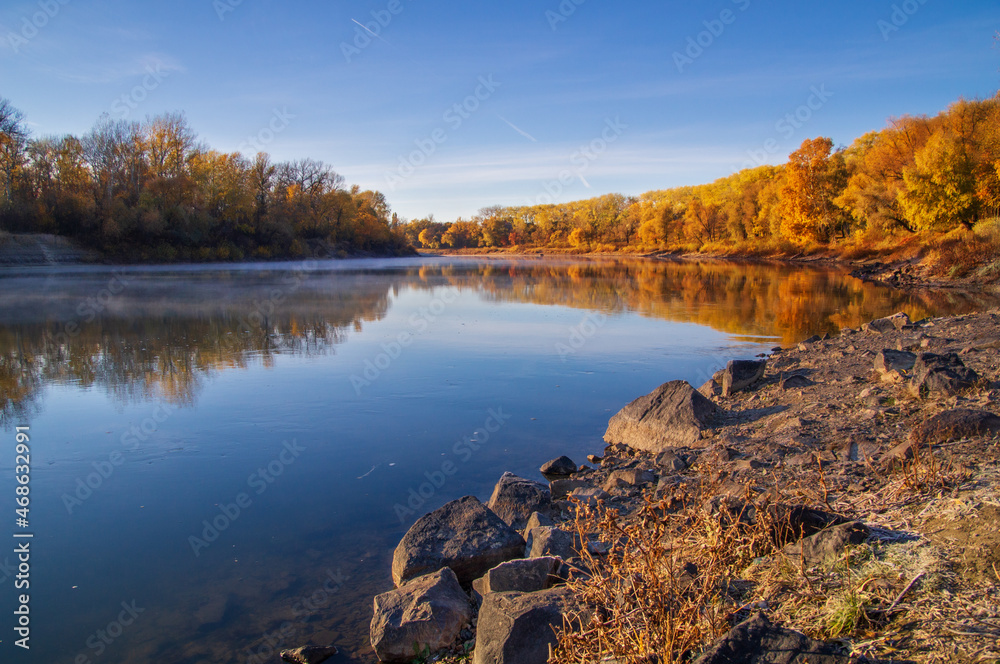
[0,232,417,267]
[421,235,1000,292]
[362,308,1000,664]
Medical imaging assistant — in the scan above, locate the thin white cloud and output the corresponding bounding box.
[497,115,538,142]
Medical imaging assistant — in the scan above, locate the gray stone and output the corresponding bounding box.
[698,377,723,399]
[603,468,655,491]
[874,349,916,374]
[540,456,577,476]
[722,359,767,397]
[693,612,851,664]
[656,449,689,472]
[392,496,525,586]
[909,352,979,398]
[370,568,473,663]
[782,522,870,568]
[525,526,579,559]
[487,472,551,530]
[864,313,910,335]
[549,478,591,499]
[473,587,577,664]
[280,646,339,664]
[521,511,554,540]
[912,409,1000,444]
[569,487,610,506]
[604,380,718,453]
[472,557,562,598]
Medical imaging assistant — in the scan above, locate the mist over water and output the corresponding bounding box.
[0,257,996,663]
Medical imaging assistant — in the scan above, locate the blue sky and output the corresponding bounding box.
[1,0,997,221]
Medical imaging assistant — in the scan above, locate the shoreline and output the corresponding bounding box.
[3,232,996,294]
[418,248,998,293]
[358,308,1000,663]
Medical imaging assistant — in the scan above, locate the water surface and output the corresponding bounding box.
[0,257,995,663]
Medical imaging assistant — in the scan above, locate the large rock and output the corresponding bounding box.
[722,359,767,397]
[487,473,551,530]
[603,468,655,491]
[782,522,870,568]
[912,408,1000,444]
[909,352,979,398]
[521,511,554,539]
[525,526,580,559]
[473,587,576,664]
[549,478,591,499]
[863,312,910,335]
[874,349,916,375]
[693,612,851,664]
[370,568,473,663]
[604,380,718,453]
[540,456,577,476]
[472,557,562,597]
[656,449,690,472]
[568,487,610,506]
[392,496,526,586]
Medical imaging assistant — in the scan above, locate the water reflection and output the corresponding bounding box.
[2,258,994,430]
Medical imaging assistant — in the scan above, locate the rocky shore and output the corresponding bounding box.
[285,309,1000,664]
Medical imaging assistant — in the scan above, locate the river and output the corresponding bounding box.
[0,256,995,663]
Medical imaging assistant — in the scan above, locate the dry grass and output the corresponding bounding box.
[923,224,1000,279]
[551,486,784,664]
[549,435,995,664]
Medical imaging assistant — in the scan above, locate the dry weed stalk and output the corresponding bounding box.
[551,487,780,664]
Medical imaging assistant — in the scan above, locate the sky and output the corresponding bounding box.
[0,0,998,222]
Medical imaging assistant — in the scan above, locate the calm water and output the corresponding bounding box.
[0,257,996,663]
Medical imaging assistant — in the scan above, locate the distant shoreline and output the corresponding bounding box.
[2,232,993,294]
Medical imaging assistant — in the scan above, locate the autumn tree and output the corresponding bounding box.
[0,98,28,210]
[778,137,849,242]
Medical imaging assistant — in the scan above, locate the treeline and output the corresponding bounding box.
[405,93,1000,262]
[0,99,412,261]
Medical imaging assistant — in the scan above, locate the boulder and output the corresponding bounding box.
[521,511,554,539]
[487,473,551,530]
[909,352,979,398]
[721,359,767,397]
[656,449,690,472]
[864,313,910,335]
[280,646,339,664]
[540,456,577,476]
[604,380,718,453]
[912,408,1000,444]
[370,568,473,663]
[698,377,723,399]
[874,349,916,375]
[392,496,526,586]
[525,526,579,559]
[603,468,655,491]
[473,587,577,664]
[568,487,610,506]
[472,557,562,598]
[549,478,591,499]
[782,522,870,568]
[693,612,851,664]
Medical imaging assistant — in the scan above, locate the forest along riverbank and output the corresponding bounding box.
[343,309,1000,664]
